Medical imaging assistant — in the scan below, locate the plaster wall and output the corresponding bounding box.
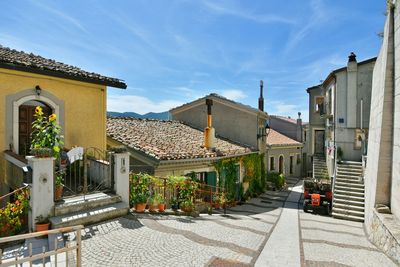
[172,100,260,149]
[266,146,302,177]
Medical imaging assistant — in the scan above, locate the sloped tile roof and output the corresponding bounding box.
[0,46,126,88]
[267,129,302,147]
[107,117,254,160]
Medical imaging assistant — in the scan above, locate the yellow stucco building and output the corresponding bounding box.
[0,46,126,195]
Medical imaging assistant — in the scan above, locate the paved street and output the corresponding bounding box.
[71,177,397,267]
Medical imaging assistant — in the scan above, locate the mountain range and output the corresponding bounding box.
[107,111,170,120]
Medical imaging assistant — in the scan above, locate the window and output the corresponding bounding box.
[269,157,275,171]
[303,130,307,143]
[296,154,301,165]
[315,96,324,115]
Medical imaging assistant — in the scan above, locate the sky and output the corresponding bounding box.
[0,0,387,121]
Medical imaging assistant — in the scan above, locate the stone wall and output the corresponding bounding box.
[364,1,400,263]
[368,209,400,265]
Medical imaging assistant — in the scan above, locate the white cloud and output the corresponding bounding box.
[203,1,294,24]
[268,101,309,121]
[107,95,183,114]
[219,89,247,101]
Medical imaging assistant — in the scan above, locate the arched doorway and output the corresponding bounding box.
[279,155,284,174]
[18,100,52,156]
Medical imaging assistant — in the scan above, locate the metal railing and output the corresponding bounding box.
[0,225,83,267]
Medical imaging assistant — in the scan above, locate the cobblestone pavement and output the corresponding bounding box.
[69,177,397,267]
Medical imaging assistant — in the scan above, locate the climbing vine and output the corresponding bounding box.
[214,153,266,201]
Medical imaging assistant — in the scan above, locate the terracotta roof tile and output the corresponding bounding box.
[267,129,302,147]
[107,117,253,160]
[0,46,126,88]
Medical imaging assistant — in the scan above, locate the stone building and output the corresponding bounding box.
[266,129,303,177]
[364,1,400,263]
[107,117,255,188]
[269,113,308,176]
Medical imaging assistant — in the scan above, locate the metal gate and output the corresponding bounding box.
[56,147,114,198]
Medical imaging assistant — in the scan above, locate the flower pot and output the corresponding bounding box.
[213,203,220,209]
[36,223,50,232]
[158,204,166,212]
[55,185,63,201]
[149,204,158,212]
[181,206,193,213]
[135,203,146,213]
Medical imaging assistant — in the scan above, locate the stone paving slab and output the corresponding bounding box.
[303,243,397,267]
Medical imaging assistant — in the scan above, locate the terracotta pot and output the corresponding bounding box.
[135,203,146,213]
[181,206,193,213]
[55,185,63,201]
[158,204,166,212]
[36,223,50,232]
[149,204,158,212]
[213,203,220,209]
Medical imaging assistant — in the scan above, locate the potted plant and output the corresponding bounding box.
[155,194,166,212]
[54,172,64,201]
[170,196,179,211]
[180,200,194,213]
[35,215,50,232]
[148,196,158,212]
[30,106,64,158]
[212,194,220,209]
[133,193,148,212]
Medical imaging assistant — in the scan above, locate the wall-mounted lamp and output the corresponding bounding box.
[35,85,42,96]
[258,121,271,139]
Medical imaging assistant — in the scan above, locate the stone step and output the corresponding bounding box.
[334,193,365,202]
[334,189,364,197]
[334,185,364,193]
[55,193,122,216]
[333,203,365,212]
[337,170,363,177]
[334,198,365,207]
[335,181,364,188]
[336,176,363,182]
[332,211,364,222]
[50,202,129,229]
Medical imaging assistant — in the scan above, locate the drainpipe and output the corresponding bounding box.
[333,77,337,203]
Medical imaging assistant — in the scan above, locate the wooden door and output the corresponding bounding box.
[279,156,284,174]
[314,130,325,155]
[18,104,51,155]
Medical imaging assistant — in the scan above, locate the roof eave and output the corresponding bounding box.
[0,62,127,89]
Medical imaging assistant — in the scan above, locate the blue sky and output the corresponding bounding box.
[0,0,386,121]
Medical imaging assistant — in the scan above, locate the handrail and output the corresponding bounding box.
[0,184,29,202]
[0,225,84,244]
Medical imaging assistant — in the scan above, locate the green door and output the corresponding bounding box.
[206,171,217,191]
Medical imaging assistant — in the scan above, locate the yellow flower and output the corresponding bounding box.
[35,106,43,115]
[49,114,57,122]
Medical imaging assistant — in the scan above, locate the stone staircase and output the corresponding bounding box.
[313,154,328,180]
[50,192,129,229]
[332,161,364,222]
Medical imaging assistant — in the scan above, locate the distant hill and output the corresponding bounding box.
[107,111,170,120]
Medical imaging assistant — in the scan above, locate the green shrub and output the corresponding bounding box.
[267,172,286,190]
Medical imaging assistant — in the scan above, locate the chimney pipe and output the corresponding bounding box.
[204,99,215,149]
[259,80,264,111]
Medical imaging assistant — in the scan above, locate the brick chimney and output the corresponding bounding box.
[259,80,264,111]
[204,99,215,149]
[296,112,303,142]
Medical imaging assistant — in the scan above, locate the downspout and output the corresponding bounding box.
[333,77,337,202]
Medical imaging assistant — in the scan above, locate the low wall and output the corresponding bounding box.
[367,209,400,265]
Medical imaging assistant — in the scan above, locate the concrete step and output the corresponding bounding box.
[334,198,365,207]
[332,207,365,217]
[337,170,363,177]
[55,193,122,216]
[334,193,365,202]
[334,185,364,193]
[336,174,363,180]
[335,181,364,188]
[334,189,364,197]
[337,161,362,165]
[337,166,362,171]
[50,202,129,229]
[336,177,363,183]
[333,203,364,212]
[332,212,364,222]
